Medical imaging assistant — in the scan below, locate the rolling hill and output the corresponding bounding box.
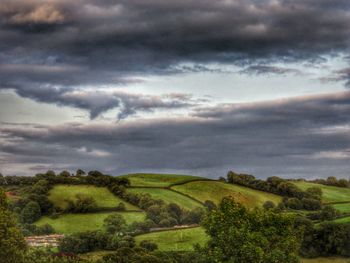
[171,180,282,208]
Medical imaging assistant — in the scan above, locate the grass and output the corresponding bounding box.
[172,181,282,208]
[35,212,146,234]
[301,257,350,263]
[119,173,205,187]
[331,203,350,213]
[135,227,209,251]
[332,216,350,224]
[293,182,350,203]
[48,185,138,210]
[127,188,203,210]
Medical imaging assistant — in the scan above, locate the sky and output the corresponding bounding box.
[1,0,350,179]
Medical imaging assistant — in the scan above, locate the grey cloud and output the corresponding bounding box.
[1,0,350,111]
[3,85,195,119]
[239,65,302,76]
[1,91,350,178]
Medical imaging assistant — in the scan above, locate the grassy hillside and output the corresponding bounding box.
[48,185,139,210]
[35,212,146,234]
[332,203,350,213]
[332,216,350,224]
[293,182,350,203]
[135,227,209,251]
[119,173,205,187]
[172,181,282,208]
[127,188,203,210]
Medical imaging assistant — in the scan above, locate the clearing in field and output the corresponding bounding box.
[135,227,209,251]
[293,182,350,203]
[35,212,146,235]
[119,173,205,187]
[331,203,350,213]
[171,181,282,208]
[48,185,139,210]
[127,188,203,210]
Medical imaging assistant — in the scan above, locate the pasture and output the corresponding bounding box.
[332,216,350,224]
[127,188,203,210]
[293,182,350,203]
[35,212,146,234]
[119,173,205,187]
[331,203,350,213]
[48,185,138,210]
[171,181,282,207]
[135,227,209,251]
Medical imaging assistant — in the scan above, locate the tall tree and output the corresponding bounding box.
[201,197,302,263]
[0,188,27,263]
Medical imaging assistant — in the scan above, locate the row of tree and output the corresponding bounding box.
[227,172,323,211]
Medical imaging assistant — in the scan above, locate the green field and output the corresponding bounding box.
[172,181,282,208]
[35,212,146,234]
[332,216,350,224]
[48,185,139,210]
[127,188,203,210]
[135,227,209,251]
[302,257,350,263]
[293,182,350,203]
[331,203,350,213]
[119,173,205,187]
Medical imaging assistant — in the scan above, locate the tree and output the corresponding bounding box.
[201,197,302,263]
[104,214,127,234]
[204,200,217,211]
[263,200,275,210]
[0,188,27,263]
[21,201,41,223]
[305,187,322,200]
[116,202,126,211]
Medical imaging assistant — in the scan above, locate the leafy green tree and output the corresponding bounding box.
[201,197,302,263]
[104,214,127,234]
[21,201,41,223]
[0,188,27,263]
[263,200,275,210]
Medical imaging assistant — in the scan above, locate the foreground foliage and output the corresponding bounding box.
[201,197,302,263]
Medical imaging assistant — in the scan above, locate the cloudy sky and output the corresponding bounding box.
[1,0,350,179]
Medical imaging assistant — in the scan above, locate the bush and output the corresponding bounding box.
[140,240,158,251]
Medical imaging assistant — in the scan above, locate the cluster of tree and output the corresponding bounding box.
[200,197,303,263]
[0,188,27,263]
[0,170,130,189]
[119,192,205,231]
[9,179,54,224]
[310,176,350,188]
[227,172,323,211]
[297,217,350,258]
[21,223,54,236]
[63,194,98,213]
[306,205,341,221]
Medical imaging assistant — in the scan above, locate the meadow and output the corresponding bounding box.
[331,203,350,213]
[119,173,205,187]
[293,182,350,203]
[135,227,209,251]
[48,185,139,210]
[171,180,282,208]
[332,216,350,224]
[127,188,203,210]
[35,212,146,234]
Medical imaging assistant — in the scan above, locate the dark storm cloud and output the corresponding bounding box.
[1,92,350,178]
[1,0,350,113]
